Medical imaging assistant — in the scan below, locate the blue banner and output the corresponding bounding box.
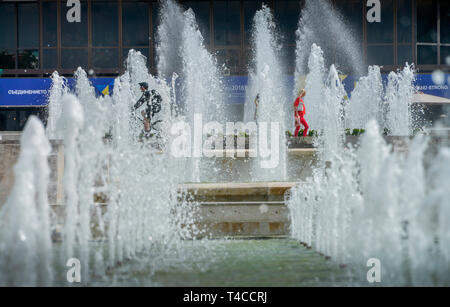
[0,78,115,106]
[1,74,449,106]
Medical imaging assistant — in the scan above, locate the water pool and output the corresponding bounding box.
[89,239,359,287]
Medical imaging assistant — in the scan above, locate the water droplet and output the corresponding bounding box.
[431,70,445,85]
[19,231,27,241]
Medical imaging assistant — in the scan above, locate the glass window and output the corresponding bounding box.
[417,0,437,43]
[336,0,363,43]
[417,45,437,65]
[243,0,264,45]
[43,1,57,48]
[397,0,412,43]
[0,50,16,69]
[367,0,394,43]
[367,45,394,65]
[92,1,118,47]
[216,49,240,74]
[123,2,149,46]
[441,0,450,44]
[43,49,58,69]
[18,3,39,49]
[441,46,450,65]
[61,48,88,69]
[398,45,413,66]
[275,0,301,45]
[18,49,39,69]
[184,1,210,45]
[93,48,118,69]
[214,1,240,46]
[61,0,88,47]
[0,3,16,50]
[152,1,159,44]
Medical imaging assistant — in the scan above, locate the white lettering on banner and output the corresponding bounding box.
[7,89,48,95]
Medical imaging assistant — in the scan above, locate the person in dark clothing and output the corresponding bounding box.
[134,82,162,134]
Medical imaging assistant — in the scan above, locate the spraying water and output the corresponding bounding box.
[287,120,450,285]
[46,71,67,139]
[385,65,416,136]
[294,0,363,83]
[245,5,287,181]
[0,117,53,286]
[156,0,185,80]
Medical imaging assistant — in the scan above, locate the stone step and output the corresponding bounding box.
[178,182,296,202]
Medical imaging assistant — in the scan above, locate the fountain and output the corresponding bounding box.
[46,71,67,139]
[287,120,450,286]
[0,0,448,287]
[0,117,53,286]
[245,5,287,181]
[295,0,364,80]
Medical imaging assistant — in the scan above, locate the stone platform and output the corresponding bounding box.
[179,182,296,238]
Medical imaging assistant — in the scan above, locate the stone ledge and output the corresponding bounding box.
[179,182,297,202]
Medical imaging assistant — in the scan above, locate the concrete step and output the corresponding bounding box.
[178,182,296,202]
[178,182,295,237]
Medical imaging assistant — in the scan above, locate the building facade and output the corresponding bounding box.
[0,0,449,130]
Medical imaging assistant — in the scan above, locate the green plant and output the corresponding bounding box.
[350,128,365,136]
[308,129,318,137]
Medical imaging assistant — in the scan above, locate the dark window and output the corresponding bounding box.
[214,1,240,46]
[61,48,88,69]
[275,0,301,45]
[61,0,88,47]
[398,45,413,66]
[0,2,39,69]
[151,1,159,70]
[417,0,437,43]
[441,0,450,44]
[417,45,438,65]
[93,48,118,69]
[92,1,118,47]
[184,1,210,45]
[43,49,58,69]
[216,49,240,74]
[18,3,39,49]
[123,2,149,47]
[397,0,412,43]
[367,0,394,43]
[43,1,57,48]
[441,46,450,65]
[0,108,43,131]
[336,0,363,43]
[0,50,16,69]
[367,45,394,65]
[243,0,264,45]
[18,49,39,69]
[0,4,16,50]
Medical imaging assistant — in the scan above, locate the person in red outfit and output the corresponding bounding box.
[293,89,309,137]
